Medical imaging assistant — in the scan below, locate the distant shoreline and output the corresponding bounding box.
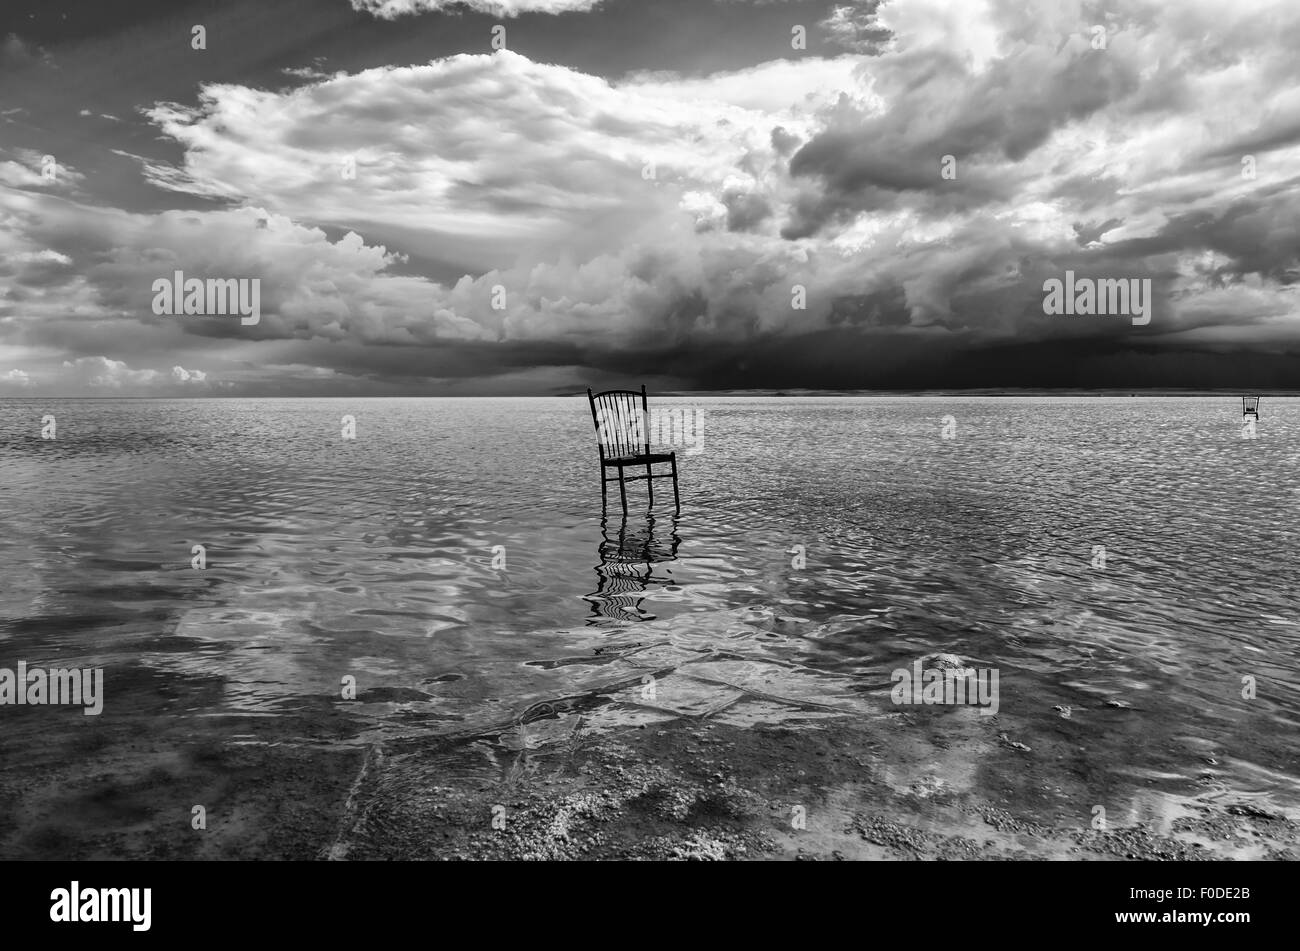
[577,389,1293,399]
[3,390,1291,400]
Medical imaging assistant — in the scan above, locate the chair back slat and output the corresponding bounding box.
[588,386,651,459]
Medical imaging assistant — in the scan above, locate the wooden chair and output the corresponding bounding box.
[1243,396,1260,419]
[587,385,680,515]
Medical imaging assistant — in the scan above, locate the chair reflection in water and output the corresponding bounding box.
[1243,396,1260,420]
[585,512,681,625]
[586,385,680,515]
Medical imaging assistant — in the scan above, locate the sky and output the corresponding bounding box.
[1,0,1298,396]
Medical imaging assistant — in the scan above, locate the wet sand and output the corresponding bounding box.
[4,678,1294,861]
[325,710,1298,861]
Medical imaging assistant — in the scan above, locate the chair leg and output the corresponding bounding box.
[670,455,680,514]
[600,471,607,509]
[646,462,654,507]
[618,466,627,514]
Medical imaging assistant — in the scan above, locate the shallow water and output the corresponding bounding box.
[2,395,1298,852]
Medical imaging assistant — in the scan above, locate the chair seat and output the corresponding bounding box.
[602,452,675,466]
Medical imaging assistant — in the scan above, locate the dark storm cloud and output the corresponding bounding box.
[722,189,773,231]
[827,285,909,327]
[1105,189,1300,286]
[1073,218,1123,246]
[586,328,1300,392]
[786,42,1141,235]
[0,32,47,65]
[770,126,802,157]
[1199,120,1300,164]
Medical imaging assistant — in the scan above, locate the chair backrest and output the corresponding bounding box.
[1243,396,1260,415]
[588,386,650,460]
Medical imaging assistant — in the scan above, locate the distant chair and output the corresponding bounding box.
[586,385,680,515]
[1243,396,1260,420]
